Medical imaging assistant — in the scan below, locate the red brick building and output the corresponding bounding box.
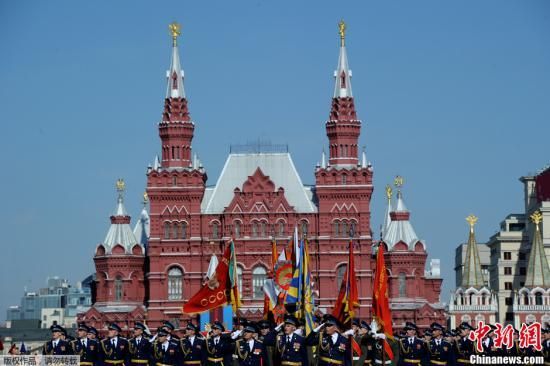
[79,25,445,332]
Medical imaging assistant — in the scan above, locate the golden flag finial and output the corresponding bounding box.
[116,178,125,192]
[530,211,543,229]
[143,191,149,203]
[385,184,393,202]
[169,22,181,46]
[338,20,346,47]
[466,215,478,232]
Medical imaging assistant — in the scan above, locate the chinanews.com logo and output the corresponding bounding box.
[468,320,546,365]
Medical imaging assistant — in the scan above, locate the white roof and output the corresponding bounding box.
[202,152,317,214]
[383,192,425,250]
[100,194,143,255]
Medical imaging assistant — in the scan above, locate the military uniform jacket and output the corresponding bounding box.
[42,339,71,355]
[370,337,398,366]
[70,338,99,364]
[181,336,207,365]
[206,334,233,366]
[452,337,474,362]
[305,331,351,366]
[427,338,452,365]
[398,337,425,365]
[234,339,268,366]
[152,339,181,366]
[128,336,152,364]
[273,333,308,366]
[542,339,550,365]
[356,334,374,366]
[99,337,130,363]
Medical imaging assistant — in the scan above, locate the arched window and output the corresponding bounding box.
[172,176,178,186]
[164,222,171,239]
[535,292,543,306]
[341,221,349,238]
[481,293,486,305]
[252,222,258,238]
[114,275,123,301]
[336,265,347,288]
[301,221,308,237]
[234,221,241,238]
[236,266,243,295]
[278,221,285,237]
[172,222,179,239]
[469,293,474,306]
[523,293,529,305]
[350,221,357,237]
[168,267,183,300]
[252,267,267,300]
[398,272,406,297]
[342,175,347,185]
[180,222,187,239]
[333,221,339,237]
[260,221,267,238]
[212,222,219,239]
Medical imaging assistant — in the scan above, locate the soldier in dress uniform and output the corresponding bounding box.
[163,321,180,341]
[305,314,351,366]
[181,322,207,366]
[128,322,152,366]
[398,322,425,366]
[355,321,374,366]
[257,320,275,366]
[99,323,130,366]
[453,322,475,364]
[426,323,452,366]
[43,324,71,355]
[206,321,233,366]
[152,327,181,366]
[542,326,550,366]
[264,315,308,366]
[71,323,99,366]
[233,323,268,366]
[87,326,100,341]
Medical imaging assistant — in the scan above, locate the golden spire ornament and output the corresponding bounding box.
[394,175,404,189]
[143,191,149,204]
[169,22,181,46]
[116,178,125,192]
[466,215,478,233]
[530,211,542,230]
[338,20,346,46]
[385,184,393,202]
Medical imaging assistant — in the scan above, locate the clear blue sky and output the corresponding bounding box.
[0,0,549,321]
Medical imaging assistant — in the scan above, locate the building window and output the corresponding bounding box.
[523,293,529,305]
[504,282,513,290]
[342,175,347,185]
[278,221,285,237]
[260,222,266,237]
[252,267,267,300]
[535,292,543,306]
[341,221,348,238]
[180,222,187,239]
[172,176,177,186]
[504,267,512,275]
[519,252,526,260]
[212,222,219,239]
[301,221,308,237]
[236,266,243,295]
[234,221,241,238]
[520,267,526,276]
[168,267,183,300]
[505,297,513,306]
[336,265,347,288]
[350,221,357,237]
[252,222,258,237]
[503,252,512,260]
[399,272,406,298]
[164,222,171,239]
[172,222,179,239]
[333,221,339,237]
[114,275,123,301]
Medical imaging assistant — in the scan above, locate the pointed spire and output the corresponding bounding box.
[114,179,128,217]
[133,191,150,248]
[382,184,392,236]
[166,22,185,99]
[321,149,327,168]
[361,147,367,168]
[461,215,485,288]
[334,20,353,98]
[525,211,550,288]
[393,176,408,212]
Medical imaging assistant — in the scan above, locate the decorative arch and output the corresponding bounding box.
[167,266,183,300]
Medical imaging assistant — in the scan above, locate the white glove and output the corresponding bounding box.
[231,330,242,339]
[373,333,386,340]
[342,329,354,336]
[294,329,303,336]
[275,323,284,332]
[313,323,325,333]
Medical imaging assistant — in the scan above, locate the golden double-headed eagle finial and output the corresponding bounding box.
[466,215,478,232]
[116,179,125,192]
[143,191,149,203]
[394,175,404,189]
[530,211,543,228]
[338,20,346,46]
[169,22,181,46]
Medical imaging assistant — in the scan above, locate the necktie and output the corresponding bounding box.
[163,344,167,352]
[82,340,86,347]
[287,336,291,344]
[112,339,115,347]
[409,338,413,345]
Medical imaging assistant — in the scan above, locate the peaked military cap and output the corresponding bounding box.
[360,320,371,330]
[78,323,89,332]
[243,322,258,334]
[50,324,64,333]
[284,315,299,327]
[212,321,225,332]
[108,323,122,332]
[404,322,418,331]
[87,327,98,336]
[430,322,444,331]
[163,320,175,331]
[134,322,147,331]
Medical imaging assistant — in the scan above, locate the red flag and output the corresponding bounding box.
[183,245,232,314]
[332,240,359,327]
[372,243,394,360]
[351,337,362,356]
